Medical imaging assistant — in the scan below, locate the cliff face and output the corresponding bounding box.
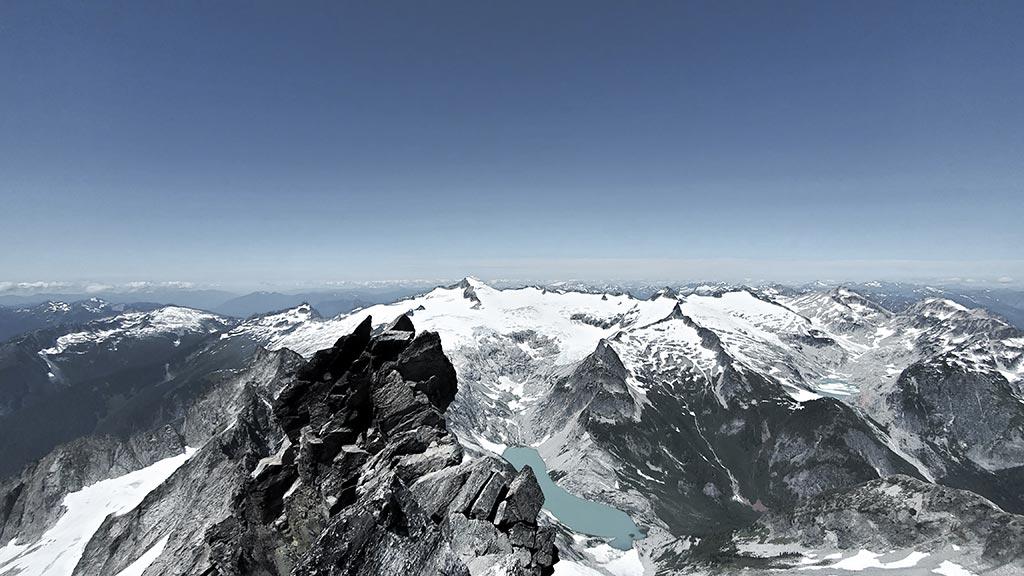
[205,315,557,576]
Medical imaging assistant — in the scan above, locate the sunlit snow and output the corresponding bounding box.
[112,535,169,576]
[40,307,225,355]
[932,560,978,576]
[0,448,195,576]
[799,549,928,571]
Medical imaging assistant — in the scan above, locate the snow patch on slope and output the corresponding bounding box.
[799,549,928,571]
[0,448,196,576]
[554,540,645,576]
[932,560,977,576]
[112,535,169,576]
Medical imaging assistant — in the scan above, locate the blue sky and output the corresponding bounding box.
[1,1,1022,286]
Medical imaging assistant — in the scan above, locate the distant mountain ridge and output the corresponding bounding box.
[210,286,427,318]
[4,280,1021,329]
[0,299,161,342]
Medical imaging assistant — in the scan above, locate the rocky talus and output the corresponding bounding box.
[711,474,1024,574]
[206,315,558,576]
[751,475,1024,562]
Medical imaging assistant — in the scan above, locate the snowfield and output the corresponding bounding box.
[39,307,228,355]
[0,448,195,576]
[226,278,1024,417]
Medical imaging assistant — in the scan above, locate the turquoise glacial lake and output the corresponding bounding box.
[501,446,643,551]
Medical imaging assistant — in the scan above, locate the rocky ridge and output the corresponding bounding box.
[205,314,557,575]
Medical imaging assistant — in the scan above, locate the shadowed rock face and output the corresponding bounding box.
[0,312,240,479]
[205,315,557,576]
[710,475,1024,574]
[536,338,922,544]
[886,361,1024,512]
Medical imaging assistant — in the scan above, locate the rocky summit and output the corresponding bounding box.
[205,315,557,576]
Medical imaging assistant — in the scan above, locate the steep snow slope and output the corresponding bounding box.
[112,536,169,576]
[0,448,195,576]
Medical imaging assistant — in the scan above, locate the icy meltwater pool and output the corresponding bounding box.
[816,377,859,400]
[502,447,643,551]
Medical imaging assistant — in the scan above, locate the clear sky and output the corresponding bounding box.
[1,1,1022,286]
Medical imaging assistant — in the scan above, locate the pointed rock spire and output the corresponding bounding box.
[387,313,415,333]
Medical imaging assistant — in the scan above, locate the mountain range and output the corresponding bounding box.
[0,284,439,320]
[1,278,1022,575]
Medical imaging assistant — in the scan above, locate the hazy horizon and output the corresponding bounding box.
[3,259,1023,298]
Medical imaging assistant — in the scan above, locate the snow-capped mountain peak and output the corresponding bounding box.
[649,287,679,300]
[39,306,231,355]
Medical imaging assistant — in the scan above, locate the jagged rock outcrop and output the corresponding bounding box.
[205,315,557,576]
[73,384,287,576]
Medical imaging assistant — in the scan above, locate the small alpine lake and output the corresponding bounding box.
[501,446,644,551]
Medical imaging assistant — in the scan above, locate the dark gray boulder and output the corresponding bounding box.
[495,466,544,527]
[386,313,416,333]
